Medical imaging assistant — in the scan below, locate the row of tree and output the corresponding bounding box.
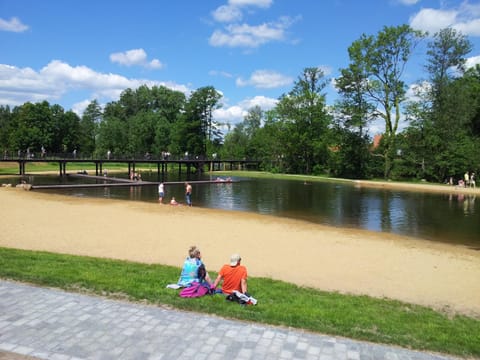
[223,25,480,182]
[1,25,479,182]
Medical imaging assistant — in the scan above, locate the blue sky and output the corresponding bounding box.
[1,0,480,135]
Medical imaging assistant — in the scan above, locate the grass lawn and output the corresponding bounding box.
[0,247,478,358]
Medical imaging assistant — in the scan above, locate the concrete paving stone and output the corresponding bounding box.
[0,280,460,360]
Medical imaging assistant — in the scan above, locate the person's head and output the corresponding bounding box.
[229,253,241,266]
[189,245,201,259]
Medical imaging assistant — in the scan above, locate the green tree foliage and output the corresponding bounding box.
[176,86,222,157]
[275,67,331,174]
[341,25,425,179]
[402,28,477,182]
[2,26,479,181]
[96,85,186,158]
[80,100,102,156]
[0,105,13,155]
[2,101,81,156]
[334,55,377,179]
[222,105,264,160]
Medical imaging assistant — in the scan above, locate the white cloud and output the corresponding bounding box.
[318,65,333,76]
[0,60,189,110]
[71,99,95,116]
[0,17,29,32]
[236,70,293,88]
[212,5,243,23]
[209,70,234,78]
[410,8,457,33]
[410,3,480,36]
[455,18,480,37]
[110,48,164,69]
[397,0,420,5]
[209,16,297,48]
[147,59,163,69]
[212,0,273,23]
[229,0,272,8]
[214,105,247,123]
[466,55,480,68]
[213,95,277,127]
[238,95,277,110]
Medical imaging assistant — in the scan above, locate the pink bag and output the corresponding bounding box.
[179,282,210,298]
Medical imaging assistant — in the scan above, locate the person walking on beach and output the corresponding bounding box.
[185,182,192,206]
[158,182,165,203]
[464,171,469,187]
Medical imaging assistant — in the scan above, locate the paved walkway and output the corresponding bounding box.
[0,280,457,360]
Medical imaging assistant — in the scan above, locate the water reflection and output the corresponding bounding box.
[449,193,476,215]
[5,174,479,247]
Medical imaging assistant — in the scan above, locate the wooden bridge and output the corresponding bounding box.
[1,157,260,177]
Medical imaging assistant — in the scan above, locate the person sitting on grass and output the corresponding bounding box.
[212,253,248,295]
[177,246,211,287]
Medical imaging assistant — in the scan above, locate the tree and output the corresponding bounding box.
[341,25,425,179]
[179,86,222,157]
[403,28,474,181]
[221,106,264,160]
[0,105,13,155]
[80,100,102,156]
[334,57,377,179]
[275,67,331,174]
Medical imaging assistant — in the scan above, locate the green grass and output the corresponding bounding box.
[1,247,478,357]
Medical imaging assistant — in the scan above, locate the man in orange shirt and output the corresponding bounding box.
[212,254,247,294]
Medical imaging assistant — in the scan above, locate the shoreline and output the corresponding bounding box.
[1,187,479,318]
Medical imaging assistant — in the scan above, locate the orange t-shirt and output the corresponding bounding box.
[219,264,247,294]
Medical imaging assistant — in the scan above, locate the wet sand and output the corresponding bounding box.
[1,184,479,318]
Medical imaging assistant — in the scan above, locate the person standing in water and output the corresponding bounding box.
[185,182,192,206]
[158,182,165,203]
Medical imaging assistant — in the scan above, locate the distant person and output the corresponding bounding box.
[170,197,178,206]
[470,172,476,188]
[73,149,77,159]
[185,182,192,206]
[158,182,165,203]
[177,245,211,287]
[464,171,469,187]
[107,150,111,160]
[212,254,248,295]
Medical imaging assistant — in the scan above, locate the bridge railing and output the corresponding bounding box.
[2,151,259,163]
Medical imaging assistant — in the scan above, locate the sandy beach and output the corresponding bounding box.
[1,185,479,318]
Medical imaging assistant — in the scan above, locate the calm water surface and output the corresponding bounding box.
[13,173,480,248]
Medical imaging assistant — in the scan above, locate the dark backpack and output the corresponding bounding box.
[197,263,206,282]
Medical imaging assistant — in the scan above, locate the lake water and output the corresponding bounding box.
[11,173,480,248]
